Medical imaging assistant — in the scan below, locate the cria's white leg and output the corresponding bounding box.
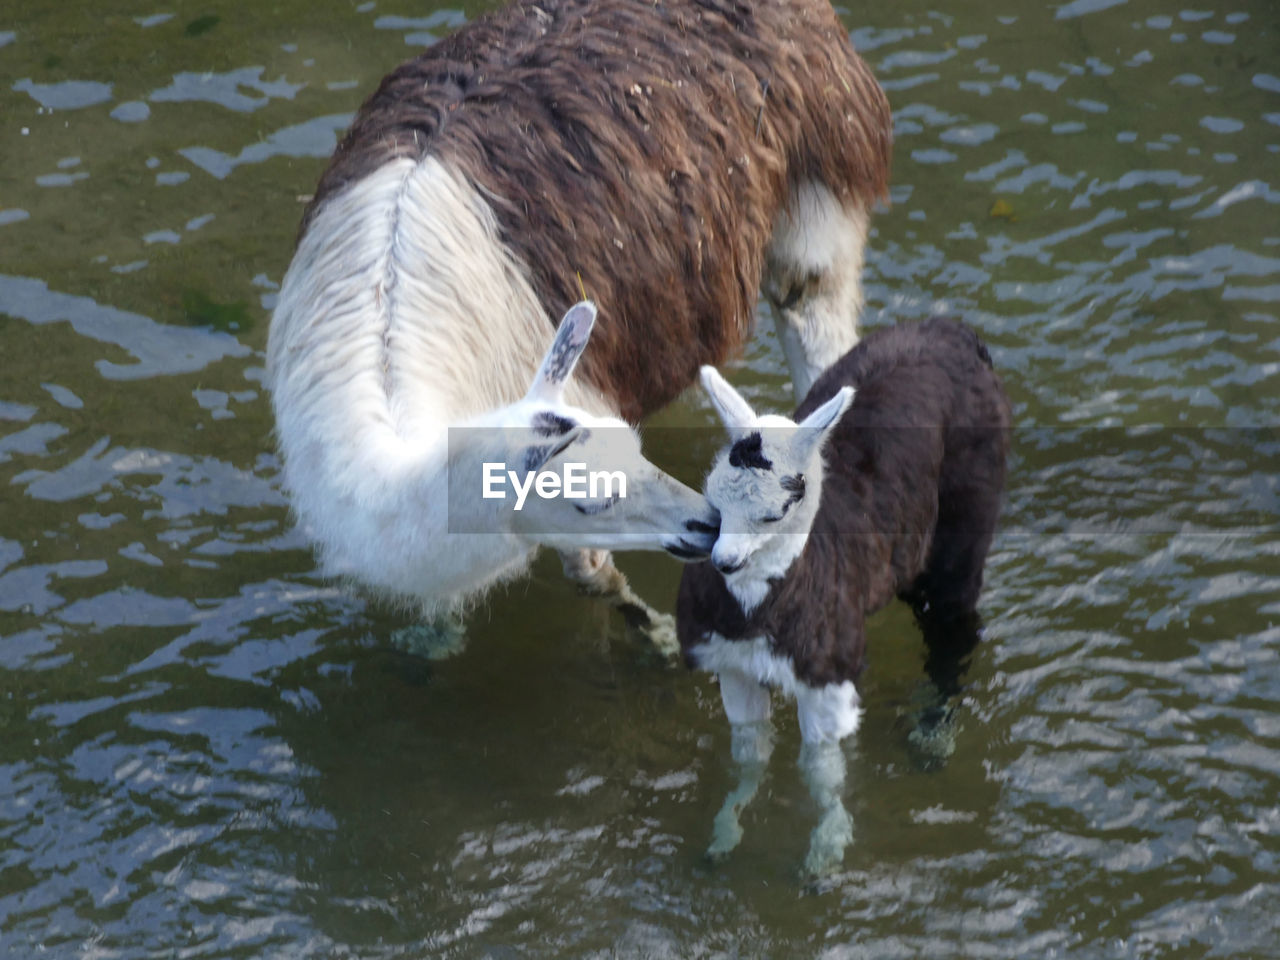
[707,718,775,862]
[795,680,862,744]
[799,740,853,877]
[794,681,860,876]
[706,672,773,861]
[765,182,870,402]
[718,669,772,726]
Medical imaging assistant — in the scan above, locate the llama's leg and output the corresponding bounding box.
[765,182,871,402]
[707,672,774,861]
[559,549,679,657]
[391,612,468,659]
[795,682,861,877]
[560,548,626,595]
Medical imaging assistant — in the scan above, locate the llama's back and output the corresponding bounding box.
[303,0,891,421]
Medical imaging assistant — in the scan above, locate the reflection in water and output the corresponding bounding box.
[0,0,1278,955]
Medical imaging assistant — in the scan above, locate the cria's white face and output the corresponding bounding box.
[699,367,853,588]
[704,424,811,575]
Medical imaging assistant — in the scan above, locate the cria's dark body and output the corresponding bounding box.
[678,317,1012,687]
[306,0,891,422]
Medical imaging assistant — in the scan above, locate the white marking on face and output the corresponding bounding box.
[703,424,817,613]
[696,367,853,613]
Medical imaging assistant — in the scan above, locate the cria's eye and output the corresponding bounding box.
[758,497,795,524]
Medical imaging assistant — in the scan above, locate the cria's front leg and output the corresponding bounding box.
[707,719,775,862]
[706,671,773,861]
[799,740,852,878]
[795,682,861,876]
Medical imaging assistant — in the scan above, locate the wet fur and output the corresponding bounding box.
[305,0,891,422]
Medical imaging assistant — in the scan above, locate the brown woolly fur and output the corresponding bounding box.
[678,318,1012,688]
[304,0,892,423]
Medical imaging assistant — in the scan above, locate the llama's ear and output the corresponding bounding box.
[526,301,597,404]
[792,386,854,462]
[700,366,757,432]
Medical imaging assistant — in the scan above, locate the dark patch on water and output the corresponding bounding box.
[184,14,221,37]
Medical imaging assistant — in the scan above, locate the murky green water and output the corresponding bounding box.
[2,0,1278,955]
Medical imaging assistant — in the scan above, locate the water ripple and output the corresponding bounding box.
[0,0,1277,955]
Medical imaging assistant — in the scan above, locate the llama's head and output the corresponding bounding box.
[485,302,719,560]
[698,366,853,604]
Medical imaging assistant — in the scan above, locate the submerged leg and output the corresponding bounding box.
[707,719,775,862]
[794,681,861,876]
[706,672,773,861]
[391,611,468,660]
[799,739,853,878]
[560,548,679,656]
[907,610,984,763]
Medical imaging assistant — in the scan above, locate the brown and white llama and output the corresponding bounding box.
[678,317,1011,875]
[267,0,892,615]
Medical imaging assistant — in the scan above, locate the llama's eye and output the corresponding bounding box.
[575,494,619,516]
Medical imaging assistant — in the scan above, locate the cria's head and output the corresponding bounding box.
[698,366,853,580]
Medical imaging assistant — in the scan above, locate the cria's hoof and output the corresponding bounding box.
[801,871,844,897]
[801,845,846,880]
[907,703,960,765]
[705,808,745,863]
[704,843,735,865]
[802,806,852,878]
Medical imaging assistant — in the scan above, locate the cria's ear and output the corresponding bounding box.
[522,423,586,474]
[526,301,597,404]
[791,386,854,463]
[700,366,757,432]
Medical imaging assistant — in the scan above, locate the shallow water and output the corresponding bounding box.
[2,0,1278,956]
